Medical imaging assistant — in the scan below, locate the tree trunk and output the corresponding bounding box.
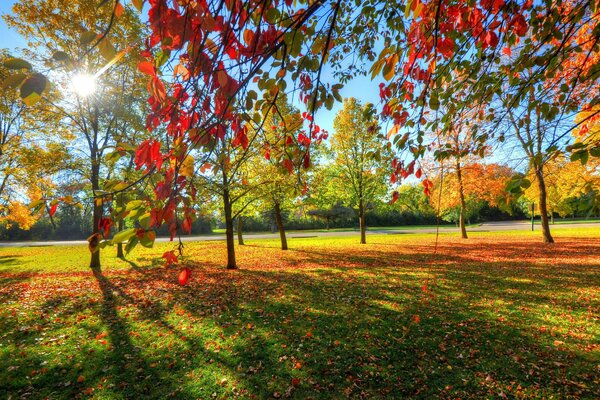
[237,217,244,245]
[456,160,468,239]
[90,163,101,271]
[116,217,124,258]
[359,199,366,244]
[535,168,554,243]
[274,202,288,250]
[223,187,237,269]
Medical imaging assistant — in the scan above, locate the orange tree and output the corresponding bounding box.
[430,162,513,226]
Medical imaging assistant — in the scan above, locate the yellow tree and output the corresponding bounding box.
[0,50,71,230]
[5,0,147,269]
[524,154,600,220]
[255,96,306,250]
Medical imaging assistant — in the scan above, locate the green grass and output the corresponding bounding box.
[1,229,599,399]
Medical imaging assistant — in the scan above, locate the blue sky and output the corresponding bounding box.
[0,0,26,49]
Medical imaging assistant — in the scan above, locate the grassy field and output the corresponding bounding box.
[1,229,599,399]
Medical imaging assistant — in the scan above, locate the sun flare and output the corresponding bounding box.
[71,73,97,97]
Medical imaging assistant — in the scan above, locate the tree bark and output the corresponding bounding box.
[237,217,244,245]
[90,161,101,270]
[456,159,468,239]
[223,187,237,269]
[359,198,366,244]
[116,217,124,258]
[274,202,288,250]
[535,167,554,243]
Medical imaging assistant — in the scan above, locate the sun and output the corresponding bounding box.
[71,73,97,97]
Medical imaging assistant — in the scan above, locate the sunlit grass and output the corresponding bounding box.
[1,229,598,398]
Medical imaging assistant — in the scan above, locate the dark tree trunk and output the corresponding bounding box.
[223,187,237,269]
[274,202,288,250]
[359,199,366,244]
[116,216,124,258]
[90,162,101,271]
[535,168,554,243]
[456,160,468,239]
[237,217,244,245]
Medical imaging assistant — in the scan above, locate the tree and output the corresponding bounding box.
[5,0,148,269]
[430,101,489,238]
[0,50,71,230]
[523,153,600,220]
[331,98,391,244]
[255,97,309,250]
[5,0,600,276]
[430,162,512,227]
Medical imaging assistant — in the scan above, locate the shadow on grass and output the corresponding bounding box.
[0,236,598,398]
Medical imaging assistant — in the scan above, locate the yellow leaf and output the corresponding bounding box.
[387,124,400,139]
[132,0,143,12]
[383,53,398,81]
[180,155,195,177]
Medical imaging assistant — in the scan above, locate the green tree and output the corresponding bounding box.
[331,98,391,244]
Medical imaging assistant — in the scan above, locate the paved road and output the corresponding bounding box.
[0,220,597,248]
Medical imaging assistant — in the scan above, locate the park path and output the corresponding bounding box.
[0,220,597,248]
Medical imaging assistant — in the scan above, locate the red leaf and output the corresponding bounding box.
[182,216,192,234]
[178,267,191,285]
[283,159,294,174]
[391,191,399,205]
[138,61,156,76]
[49,203,58,217]
[302,153,310,169]
[415,168,422,179]
[148,76,167,102]
[163,250,178,266]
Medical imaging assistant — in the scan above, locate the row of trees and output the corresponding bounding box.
[1,0,599,274]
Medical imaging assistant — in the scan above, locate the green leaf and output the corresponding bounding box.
[98,38,117,61]
[429,93,440,111]
[20,73,47,106]
[570,149,589,165]
[112,228,136,244]
[28,199,45,209]
[3,58,32,70]
[140,231,155,248]
[589,146,600,157]
[126,200,144,211]
[1,73,27,89]
[125,236,139,254]
[112,182,129,192]
[139,212,151,230]
[265,8,280,24]
[520,179,531,189]
[52,51,70,62]
[80,31,97,46]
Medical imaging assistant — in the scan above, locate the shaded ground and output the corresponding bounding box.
[0,229,599,399]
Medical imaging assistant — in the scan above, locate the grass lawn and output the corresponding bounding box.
[1,229,599,399]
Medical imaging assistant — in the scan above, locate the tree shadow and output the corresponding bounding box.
[1,235,598,398]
